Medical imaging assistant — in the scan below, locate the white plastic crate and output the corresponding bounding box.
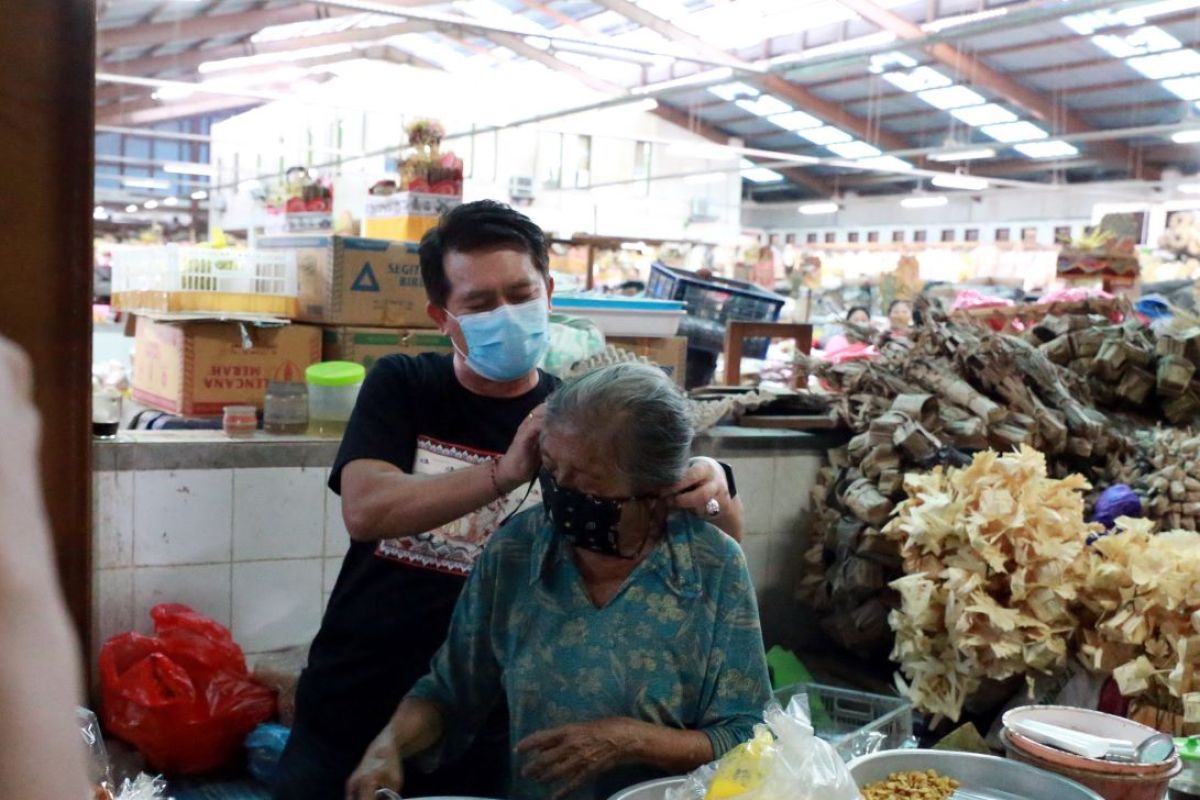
[111,245,298,317]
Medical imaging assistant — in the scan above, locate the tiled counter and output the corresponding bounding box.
[92,428,834,667]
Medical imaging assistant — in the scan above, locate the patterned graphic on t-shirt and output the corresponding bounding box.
[374,435,542,575]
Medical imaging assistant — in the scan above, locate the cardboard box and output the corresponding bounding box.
[607,336,687,387]
[323,326,453,370]
[361,192,461,242]
[258,235,431,328]
[133,317,321,416]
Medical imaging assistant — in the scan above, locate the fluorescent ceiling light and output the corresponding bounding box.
[981,120,1048,143]
[143,200,160,210]
[124,204,139,213]
[162,196,179,207]
[882,66,952,93]
[1014,140,1080,158]
[917,84,986,110]
[631,98,659,112]
[684,172,726,184]
[736,95,792,117]
[950,103,1017,126]
[799,202,840,215]
[162,161,214,176]
[858,155,913,172]
[797,125,852,145]
[1163,76,1200,98]
[190,190,209,200]
[200,43,354,74]
[1127,49,1200,79]
[931,173,989,190]
[741,166,786,183]
[152,85,195,101]
[769,110,822,131]
[901,195,949,208]
[93,206,108,220]
[121,177,170,190]
[1172,128,1200,142]
[930,147,997,162]
[709,81,760,101]
[826,141,882,159]
[1178,181,1200,193]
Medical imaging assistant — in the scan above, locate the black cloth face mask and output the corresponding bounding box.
[538,469,650,559]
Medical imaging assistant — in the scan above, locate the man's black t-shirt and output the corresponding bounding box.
[295,353,557,753]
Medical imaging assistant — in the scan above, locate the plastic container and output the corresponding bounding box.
[1004,729,1179,800]
[551,295,685,337]
[264,381,308,435]
[774,682,913,761]
[607,777,679,800]
[111,244,298,317]
[223,405,257,437]
[1173,737,1200,798]
[306,361,365,436]
[644,263,785,357]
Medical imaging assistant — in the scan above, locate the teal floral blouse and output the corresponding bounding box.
[408,508,772,800]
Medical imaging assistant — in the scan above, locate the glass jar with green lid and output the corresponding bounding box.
[306,361,366,437]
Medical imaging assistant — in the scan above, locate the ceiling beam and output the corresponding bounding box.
[590,0,913,188]
[837,0,1152,178]
[485,32,624,95]
[652,103,833,196]
[100,4,340,52]
[512,0,591,32]
[96,93,264,126]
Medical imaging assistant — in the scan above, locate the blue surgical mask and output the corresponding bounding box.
[447,297,549,382]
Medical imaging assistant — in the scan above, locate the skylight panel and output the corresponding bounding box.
[882,66,953,93]
[709,81,760,101]
[1014,140,1080,158]
[736,95,793,117]
[1127,48,1200,78]
[769,110,822,131]
[950,103,1017,126]
[1062,8,1144,35]
[741,163,786,183]
[917,84,986,109]
[826,141,882,158]
[869,50,918,73]
[797,126,853,145]
[981,120,1049,143]
[1093,26,1181,57]
[1163,75,1200,98]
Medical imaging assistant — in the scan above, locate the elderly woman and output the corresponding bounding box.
[347,363,770,800]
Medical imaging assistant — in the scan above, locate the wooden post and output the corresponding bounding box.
[722,321,814,387]
[0,1,95,647]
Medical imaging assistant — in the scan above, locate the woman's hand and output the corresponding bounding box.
[667,457,743,541]
[496,403,546,493]
[345,727,405,800]
[517,718,634,799]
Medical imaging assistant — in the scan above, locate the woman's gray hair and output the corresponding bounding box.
[546,362,694,493]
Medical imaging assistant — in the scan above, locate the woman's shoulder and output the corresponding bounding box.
[481,506,546,564]
[669,514,744,569]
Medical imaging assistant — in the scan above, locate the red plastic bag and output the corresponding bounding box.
[99,604,277,775]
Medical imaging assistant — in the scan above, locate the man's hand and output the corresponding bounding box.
[517,718,633,800]
[495,403,545,493]
[345,727,404,800]
[667,457,743,541]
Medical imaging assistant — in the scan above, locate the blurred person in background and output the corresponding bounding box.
[0,337,90,800]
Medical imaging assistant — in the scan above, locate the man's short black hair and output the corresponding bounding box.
[418,200,550,307]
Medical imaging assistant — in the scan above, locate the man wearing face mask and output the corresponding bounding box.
[274,201,742,800]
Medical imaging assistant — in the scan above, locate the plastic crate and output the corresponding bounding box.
[645,263,784,357]
[774,682,914,761]
[111,245,298,317]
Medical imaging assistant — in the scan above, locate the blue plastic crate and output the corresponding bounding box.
[646,263,785,357]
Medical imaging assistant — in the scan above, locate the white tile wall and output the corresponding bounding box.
[133,564,232,633]
[92,567,134,661]
[232,559,323,653]
[233,467,325,561]
[722,457,777,537]
[739,536,771,591]
[133,470,233,566]
[324,470,350,559]
[94,471,134,569]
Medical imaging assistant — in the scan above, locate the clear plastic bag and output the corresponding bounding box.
[667,694,862,800]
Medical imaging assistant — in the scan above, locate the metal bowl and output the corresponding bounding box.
[606,777,684,800]
[849,749,1105,800]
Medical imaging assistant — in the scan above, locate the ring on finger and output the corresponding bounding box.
[705,498,721,517]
